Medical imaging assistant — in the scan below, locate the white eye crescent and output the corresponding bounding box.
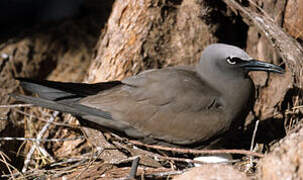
[226,57,237,65]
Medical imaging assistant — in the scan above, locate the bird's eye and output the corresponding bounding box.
[226,57,237,65]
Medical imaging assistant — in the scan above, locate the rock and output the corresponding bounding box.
[173,164,249,180]
[284,0,303,40]
[258,125,303,180]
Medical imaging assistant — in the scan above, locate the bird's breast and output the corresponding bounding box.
[221,78,254,125]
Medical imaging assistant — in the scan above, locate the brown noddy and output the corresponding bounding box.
[11,43,284,146]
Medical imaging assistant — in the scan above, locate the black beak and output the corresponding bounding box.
[239,59,285,74]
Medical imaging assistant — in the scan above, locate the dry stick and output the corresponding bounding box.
[12,157,91,179]
[50,158,86,167]
[47,147,117,168]
[36,146,54,163]
[0,136,84,142]
[22,111,59,173]
[250,120,260,153]
[144,170,186,178]
[0,151,16,180]
[17,141,27,158]
[25,110,55,165]
[110,155,141,165]
[75,148,104,180]
[152,154,238,165]
[3,168,64,179]
[0,151,27,180]
[113,140,238,167]
[292,105,303,109]
[128,156,140,179]
[0,161,18,180]
[0,104,33,108]
[248,120,260,170]
[14,108,79,128]
[129,140,264,158]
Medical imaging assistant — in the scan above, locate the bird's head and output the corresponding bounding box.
[198,43,285,79]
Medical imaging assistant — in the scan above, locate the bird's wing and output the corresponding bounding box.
[80,67,224,145]
[14,68,225,145]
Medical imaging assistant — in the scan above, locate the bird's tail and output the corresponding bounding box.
[10,78,115,119]
[15,77,121,101]
[11,94,76,114]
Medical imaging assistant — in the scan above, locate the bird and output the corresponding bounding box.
[11,43,284,147]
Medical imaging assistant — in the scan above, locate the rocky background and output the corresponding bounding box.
[0,0,303,179]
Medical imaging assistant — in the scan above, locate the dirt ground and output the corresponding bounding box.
[1,0,303,179]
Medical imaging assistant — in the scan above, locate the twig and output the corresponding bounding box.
[50,158,89,167]
[113,140,238,167]
[292,105,303,109]
[37,145,55,162]
[2,168,66,179]
[0,151,15,180]
[37,118,80,128]
[0,151,24,180]
[75,148,104,180]
[144,169,186,178]
[0,136,84,142]
[249,120,260,167]
[110,155,141,165]
[0,104,33,108]
[14,108,79,128]
[22,111,59,173]
[129,140,264,158]
[48,147,121,168]
[152,154,238,165]
[128,156,140,179]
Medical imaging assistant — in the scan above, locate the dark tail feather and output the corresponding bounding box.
[16,77,122,102]
[13,78,118,120]
[10,94,78,114]
[10,94,113,120]
[17,78,79,102]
